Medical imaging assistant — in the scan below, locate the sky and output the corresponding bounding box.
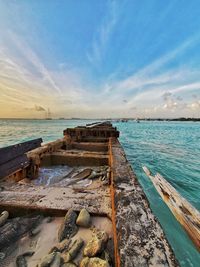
[0,0,200,119]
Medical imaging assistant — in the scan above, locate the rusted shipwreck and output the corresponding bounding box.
[0,122,178,267]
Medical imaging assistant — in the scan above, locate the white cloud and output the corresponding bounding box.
[8,31,63,95]
[0,32,91,118]
[187,100,200,110]
[87,0,118,65]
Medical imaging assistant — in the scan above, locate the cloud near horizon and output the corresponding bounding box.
[0,0,200,118]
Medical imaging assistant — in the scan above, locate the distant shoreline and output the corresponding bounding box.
[138,118,200,122]
[0,117,199,122]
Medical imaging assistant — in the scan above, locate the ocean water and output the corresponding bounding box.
[117,121,200,267]
[0,119,199,266]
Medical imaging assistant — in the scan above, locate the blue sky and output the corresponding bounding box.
[0,0,200,118]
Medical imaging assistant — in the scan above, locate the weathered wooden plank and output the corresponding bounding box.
[0,154,29,179]
[0,139,42,179]
[0,138,42,165]
[143,166,200,252]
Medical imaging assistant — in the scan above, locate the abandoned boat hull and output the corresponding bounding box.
[0,122,178,266]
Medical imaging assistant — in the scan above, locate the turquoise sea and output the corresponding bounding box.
[0,119,199,266]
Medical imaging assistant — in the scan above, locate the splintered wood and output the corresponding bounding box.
[143,166,200,251]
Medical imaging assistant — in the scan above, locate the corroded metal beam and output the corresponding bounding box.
[63,122,119,140]
[110,139,178,266]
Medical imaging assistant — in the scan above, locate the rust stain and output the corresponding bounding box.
[109,138,121,267]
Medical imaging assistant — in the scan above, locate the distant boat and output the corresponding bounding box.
[136,119,140,123]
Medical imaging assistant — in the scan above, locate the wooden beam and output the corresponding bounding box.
[0,138,42,165]
[0,154,29,179]
[143,166,200,251]
[0,139,42,179]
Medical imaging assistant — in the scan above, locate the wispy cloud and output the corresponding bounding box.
[0,31,90,118]
[8,31,62,96]
[105,34,200,94]
[82,33,199,117]
[87,0,118,65]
